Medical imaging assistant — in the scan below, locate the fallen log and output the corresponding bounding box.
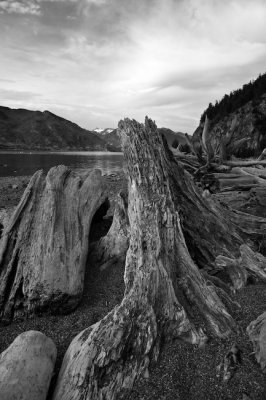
[215,186,266,214]
[0,166,108,323]
[224,160,266,167]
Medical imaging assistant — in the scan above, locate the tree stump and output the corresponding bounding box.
[0,166,108,323]
[53,118,246,400]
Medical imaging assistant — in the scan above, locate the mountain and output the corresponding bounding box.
[0,107,120,151]
[92,128,121,150]
[157,128,187,149]
[193,73,266,158]
[93,128,114,134]
[93,127,187,151]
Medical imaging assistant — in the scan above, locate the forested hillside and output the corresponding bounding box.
[193,73,266,158]
[200,72,266,124]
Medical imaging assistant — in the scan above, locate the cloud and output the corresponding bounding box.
[0,88,41,100]
[0,78,15,83]
[0,0,78,16]
[0,0,266,133]
[0,0,41,15]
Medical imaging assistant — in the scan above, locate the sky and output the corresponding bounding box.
[0,0,266,133]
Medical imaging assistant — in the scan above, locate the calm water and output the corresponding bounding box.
[0,151,124,177]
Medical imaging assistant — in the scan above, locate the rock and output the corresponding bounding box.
[202,189,211,199]
[0,330,57,400]
[247,311,266,370]
[12,184,18,190]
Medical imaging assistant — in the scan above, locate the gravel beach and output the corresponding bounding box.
[1,171,266,400]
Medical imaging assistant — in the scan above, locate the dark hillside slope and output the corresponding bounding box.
[158,128,187,149]
[0,107,119,151]
[193,73,266,158]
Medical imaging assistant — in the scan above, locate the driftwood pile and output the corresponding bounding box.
[177,115,266,217]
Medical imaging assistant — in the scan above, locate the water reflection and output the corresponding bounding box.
[0,151,124,177]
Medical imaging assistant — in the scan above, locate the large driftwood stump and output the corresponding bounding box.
[0,166,107,323]
[54,118,250,400]
[52,118,266,400]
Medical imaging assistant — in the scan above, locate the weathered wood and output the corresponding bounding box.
[202,115,214,164]
[52,118,266,400]
[0,166,108,323]
[214,244,266,290]
[224,159,266,167]
[184,133,196,155]
[215,255,248,290]
[90,190,129,266]
[53,118,239,400]
[257,148,266,161]
[247,311,266,371]
[213,177,266,221]
[184,133,204,163]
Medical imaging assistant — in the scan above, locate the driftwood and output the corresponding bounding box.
[52,117,266,400]
[247,312,266,371]
[202,115,214,164]
[90,190,129,267]
[0,166,108,323]
[179,113,266,188]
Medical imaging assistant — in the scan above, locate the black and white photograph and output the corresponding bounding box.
[0,1,266,399]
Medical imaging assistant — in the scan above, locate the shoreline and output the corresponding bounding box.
[0,170,126,208]
[0,150,123,154]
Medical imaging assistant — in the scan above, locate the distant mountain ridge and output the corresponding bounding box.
[93,127,187,151]
[0,106,120,152]
[0,105,187,152]
[93,128,114,134]
[93,128,121,150]
[157,128,187,149]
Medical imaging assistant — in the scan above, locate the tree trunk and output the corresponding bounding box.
[0,166,108,324]
[54,118,252,400]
